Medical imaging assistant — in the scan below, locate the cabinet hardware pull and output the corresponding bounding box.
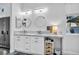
[17,39,20,41]
[25,48,29,50]
[35,38,39,39]
[35,41,38,42]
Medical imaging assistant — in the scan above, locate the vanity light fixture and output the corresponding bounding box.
[34,8,48,14]
[20,12,26,15]
[20,10,32,15]
[20,8,48,15]
[25,10,32,15]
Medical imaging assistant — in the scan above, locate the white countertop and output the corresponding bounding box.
[14,32,63,38]
[25,33,62,37]
[65,33,79,35]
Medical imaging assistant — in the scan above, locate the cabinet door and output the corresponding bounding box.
[14,36,25,52]
[24,36,31,53]
[0,17,10,48]
[31,36,44,55]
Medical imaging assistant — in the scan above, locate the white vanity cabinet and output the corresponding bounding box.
[30,36,44,55]
[14,35,45,54]
[14,33,63,55]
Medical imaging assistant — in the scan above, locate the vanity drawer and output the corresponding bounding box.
[24,46,30,53]
[24,36,31,53]
[14,36,21,39]
[24,36,30,46]
[24,36,30,42]
[25,40,30,49]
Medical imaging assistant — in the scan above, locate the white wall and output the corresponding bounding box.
[10,3,21,53]
[0,3,11,17]
[62,3,79,55]
[66,3,79,15]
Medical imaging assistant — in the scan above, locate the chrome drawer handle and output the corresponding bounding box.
[17,39,20,41]
[16,36,20,38]
[35,37,39,39]
[25,48,29,50]
[34,41,38,42]
[25,37,29,39]
[26,42,29,44]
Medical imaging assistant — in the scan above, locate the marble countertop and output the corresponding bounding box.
[14,31,63,38]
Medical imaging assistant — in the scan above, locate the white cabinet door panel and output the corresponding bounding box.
[24,36,31,53]
[31,36,44,54]
[14,36,25,52]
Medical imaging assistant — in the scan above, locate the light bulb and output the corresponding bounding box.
[20,12,26,15]
[34,8,48,14]
[26,10,32,15]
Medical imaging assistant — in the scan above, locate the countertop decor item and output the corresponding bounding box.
[66,16,79,33]
[15,16,32,29]
[22,17,31,28]
[47,25,58,34]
